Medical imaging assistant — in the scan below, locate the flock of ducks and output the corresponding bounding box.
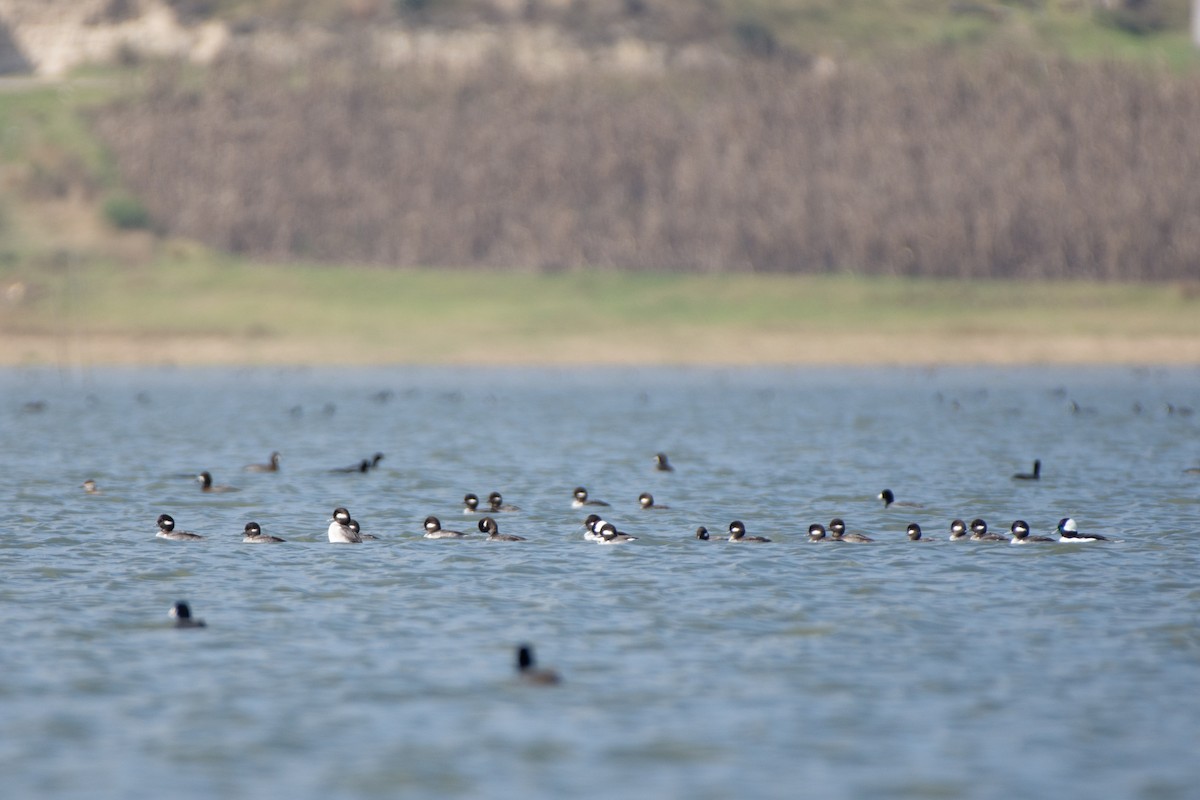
[92,451,1111,547]
[123,444,1120,688]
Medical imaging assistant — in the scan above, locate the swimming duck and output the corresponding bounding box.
[331,453,384,473]
[1012,459,1041,480]
[572,487,610,508]
[654,453,674,472]
[1055,517,1109,542]
[423,516,467,539]
[479,516,526,541]
[327,507,362,543]
[970,519,1007,542]
[829,518,873,542]
[170,601,206,628]
[1010,519,1055,544]
[808,523,828,542]
[695,526,710,540]
[348,518,379,541]
[878,489,922,509]
[596,522,637,544]
[156,514,204,541]
[196,471,238,493]
[242,521,285,543]
[463,493,483,513]
[728,520,770,542]
[81,479,102,495]
[948,519,969,541]
[638,492,669,510]
[487,492,521,513]
[516,644,560,685]
[906,523,927,541]
[243,452,281,472]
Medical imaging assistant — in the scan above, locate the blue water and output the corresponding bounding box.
[2,366,1198,799]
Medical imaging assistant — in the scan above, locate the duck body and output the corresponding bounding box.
[196,471,238,493]
[480,517,526,541]
[487,492,521,513]
[1056,517,1109,542]
[170,601,206,628]
[572,487,610,508]
[244,452,281,472]
[969,519,1007,542]
[829,518,873,542]
[1010,520,1055,544]
[1012,459,1041,480]
[638,492,669,510]
[516,644,560,685]
[728,520,770,542]
[242,521,285,543]
[328,507,362,543]
[423,516,467,539]
[156,514,204,541]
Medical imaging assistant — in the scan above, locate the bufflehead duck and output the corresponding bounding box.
[907,523,927,541]
[597,522,637,544]
[1056,517,1109,542]
[82,479,102,494]
[332,453,384,473]
[638,492,669,510]
[347,518,380,541]
[695,526,710,540]
[949,519,969,541]
[970,518,1007,542]
[878,489,922,509]
[487,492,521,513]
[829,518,873,543]
[242,521,285,543]
[728,520,770,542]
[156,514,204,541]
[654,452,674,472]
[1010,519,1055,544]
[516,644,560,685]
[463,493,483,513]
[572,487,610,508]
[244,452,281,472]
[1012,459,1041,480]
[479,516,526,541]
[808,523,828,542]
[423,516,467,539]
[170,601,206,628]
[327,507,362,543]
[196,471,238,493]
[582,514,606,542]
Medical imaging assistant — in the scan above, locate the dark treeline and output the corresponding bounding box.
[96,48,1200,279]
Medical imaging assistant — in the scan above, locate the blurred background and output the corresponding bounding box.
[1,1,1198,364]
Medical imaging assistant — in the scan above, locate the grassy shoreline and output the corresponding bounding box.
[3,259,1198,367]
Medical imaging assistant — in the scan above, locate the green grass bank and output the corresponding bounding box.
[3,257,1198,366]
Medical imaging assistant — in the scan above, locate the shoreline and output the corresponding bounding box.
[4,331,1199,368]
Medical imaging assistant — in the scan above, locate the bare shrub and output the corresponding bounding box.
[93,48,1200,278]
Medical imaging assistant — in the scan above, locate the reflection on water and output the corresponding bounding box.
[1,366,1198,798]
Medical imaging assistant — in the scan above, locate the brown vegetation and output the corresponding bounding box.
[94,47,1200,278]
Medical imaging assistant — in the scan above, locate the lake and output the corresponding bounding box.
[2,366,1198,799]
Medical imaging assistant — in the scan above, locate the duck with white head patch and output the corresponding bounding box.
[327,507,362,543]
[1056,518,1109,542]
[423,516,467,539]
[1010,520,1055,544]
[156,514,203,541]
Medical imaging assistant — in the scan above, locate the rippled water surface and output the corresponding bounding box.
[2,366,1199,799]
